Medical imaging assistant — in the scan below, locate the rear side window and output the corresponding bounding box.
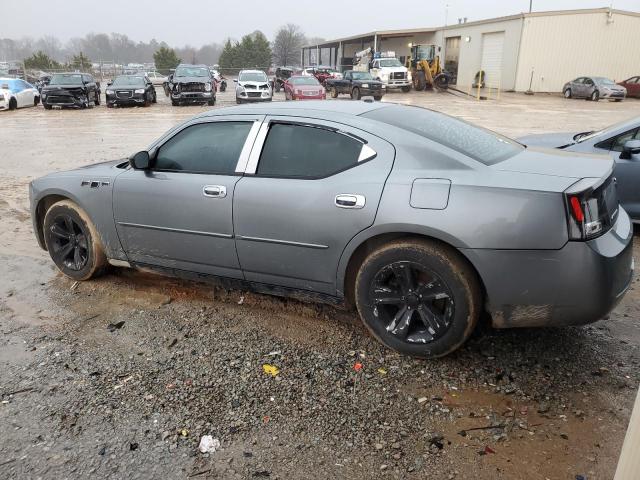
[155,122,252,174]
[256,123,363,178]
[363,105,523,165]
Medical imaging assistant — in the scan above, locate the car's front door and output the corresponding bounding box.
[113,116,263,277]
[233,116,395,295]
[608,128,640,219]
[569,78,582,97]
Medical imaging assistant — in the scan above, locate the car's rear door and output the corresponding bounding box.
[233,116,395,295]
[113,115,263,277]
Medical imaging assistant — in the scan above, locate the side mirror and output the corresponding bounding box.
[621,140,640,160]
[107,81,112,86]
[233,79,238,83]
[129,151,151,170]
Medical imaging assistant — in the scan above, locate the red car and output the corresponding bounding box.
[284,75,326,100]
[618,76,640,98]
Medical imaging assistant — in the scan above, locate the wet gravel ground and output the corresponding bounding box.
[1,88,639,479]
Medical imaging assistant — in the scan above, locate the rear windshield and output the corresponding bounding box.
[362,105,523,165]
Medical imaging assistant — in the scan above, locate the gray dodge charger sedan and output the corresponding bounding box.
[30,102,634,358]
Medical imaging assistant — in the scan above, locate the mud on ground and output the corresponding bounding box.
[1,89,639,479]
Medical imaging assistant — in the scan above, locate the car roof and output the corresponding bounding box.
[197,100,388,119]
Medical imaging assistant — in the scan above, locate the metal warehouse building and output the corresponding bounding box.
[301,7,640,92]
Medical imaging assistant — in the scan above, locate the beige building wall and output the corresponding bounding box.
[436,18,523,90]
[515,10,640,92]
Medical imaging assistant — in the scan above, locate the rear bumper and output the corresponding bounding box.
[462,207,634,328]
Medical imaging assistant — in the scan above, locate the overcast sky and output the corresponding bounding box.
[4,0,638,45]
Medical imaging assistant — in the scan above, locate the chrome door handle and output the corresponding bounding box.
[335,194,366,209]
[203,185,227,198]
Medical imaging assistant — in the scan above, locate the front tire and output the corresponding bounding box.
[351,87,361,100]
[330,87,338,98]
[43,200,107,281]
[354,239,481,358]
[564,88,572,99]
[9,98,17,110]
[401,86,410,93]
[94,92,100,105]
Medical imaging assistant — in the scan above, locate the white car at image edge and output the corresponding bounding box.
[0,78,40,111]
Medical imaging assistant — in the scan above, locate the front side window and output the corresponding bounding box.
[155,122,252,174]
[257,123,364,178]
[596,128,640,152]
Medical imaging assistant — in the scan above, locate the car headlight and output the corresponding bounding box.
[381,73,388,80]
[134,89,145,94]
[204,83,212,92]
[407,72,412,81]
[106,89,114,95]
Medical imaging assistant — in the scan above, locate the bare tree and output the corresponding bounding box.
[272,24,305,66]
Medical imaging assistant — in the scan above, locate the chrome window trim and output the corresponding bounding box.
[242,118,377,175]
[234,120,264,173]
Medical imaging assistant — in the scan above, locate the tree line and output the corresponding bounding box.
[1,24,323,72]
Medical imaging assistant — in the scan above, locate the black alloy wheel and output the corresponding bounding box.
[369,261,454,344]
[47,214,89,272]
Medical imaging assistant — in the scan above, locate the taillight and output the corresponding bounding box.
[565,175,618,241]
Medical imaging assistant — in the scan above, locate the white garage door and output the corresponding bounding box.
[481,32,505,88]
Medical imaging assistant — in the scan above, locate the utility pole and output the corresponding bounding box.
[529,0,532,13]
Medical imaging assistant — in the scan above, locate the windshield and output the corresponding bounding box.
[363,105,523,165]
[50,74,83,85]
[112,76,145,87]
[352,72,374,80]
[239,71,268,82]
[576,117,638,143]
[290,77,320,86]
[174,66,209,77]
[379,58,403,67]
[416,45,435,61]
[593,77,615,85]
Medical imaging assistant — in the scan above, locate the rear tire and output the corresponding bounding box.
[354,239,481,358]
[43,200,107,281]
[330,87,338,98]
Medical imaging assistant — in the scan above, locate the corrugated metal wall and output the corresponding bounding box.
[515,11,640,92]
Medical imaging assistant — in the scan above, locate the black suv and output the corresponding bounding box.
[166,64,216,106]
[41,73,101,109]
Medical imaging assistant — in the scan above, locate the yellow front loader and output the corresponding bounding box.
[406,44,450,91]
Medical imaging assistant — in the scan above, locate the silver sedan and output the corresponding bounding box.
[563,76,627,101]
[29,102,634,358]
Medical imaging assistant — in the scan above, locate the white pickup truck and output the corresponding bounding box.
[369,57,411,92]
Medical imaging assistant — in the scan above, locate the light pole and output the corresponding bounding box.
[529,0,532,13]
